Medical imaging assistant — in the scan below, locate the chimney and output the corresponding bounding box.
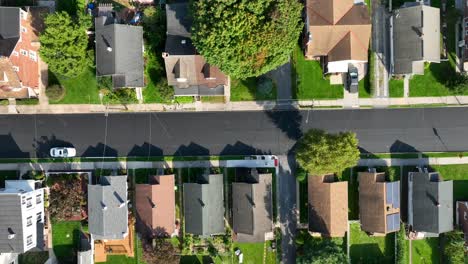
[101,202,107,210]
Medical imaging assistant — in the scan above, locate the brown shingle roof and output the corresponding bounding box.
[305,0,371,62]
[358,172,400,234]
[308,174,348,237]
[135,175,175,238]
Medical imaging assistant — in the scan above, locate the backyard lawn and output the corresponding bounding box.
[52,221,82,264]
[350,223,395,264]
[412,238,440,264]
[230,77,277,101]
[292,46,343,99]
[234,242,276,264]
[430,164,468,201]
[49,68,101,104]
[389,79,404,97]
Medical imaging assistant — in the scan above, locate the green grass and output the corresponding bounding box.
[18,251,50,264]
[16,98,39,105]
[52,221,82,264]
[422,152,468,158]
[230,77,277,101]
[350,223,395,264]
[299,178,308,224]
[179,255,231,264]
[175,96,194,104]
[389,103,448,108]
[57,0,86,15]
[389,79,404,97]
[201,96,225,103]
[360,153,419,159]
[96,255,137,264]
[412,238,440,264]
[234,242,276,264]
[49,68,101,104]
[359,51,374,98]
[142,51,171,104]
[292,45,344,99]
[429,164,468,201]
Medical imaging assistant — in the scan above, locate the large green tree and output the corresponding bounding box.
[39,12,89,78]
[296,129,360,176]
[296,234,348,264]
[191,0,303,79]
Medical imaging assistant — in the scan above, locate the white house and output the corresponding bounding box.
[0,180,45,254]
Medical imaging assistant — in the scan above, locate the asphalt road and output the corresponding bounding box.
[1,107,468,158]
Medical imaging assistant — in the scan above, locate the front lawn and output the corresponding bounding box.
[389,79,404,97]
[230,77,277,101]
[430,164,468,201]
[49,68,101,104]
[412,238,440,264]
[292,46,343,99]
[349,222,395,264]
[234,242,276,264]
[52,221,82,264]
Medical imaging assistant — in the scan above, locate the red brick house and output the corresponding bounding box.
[0,6,48,99]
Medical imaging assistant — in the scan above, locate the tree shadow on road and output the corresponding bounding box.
[265,107,303,141]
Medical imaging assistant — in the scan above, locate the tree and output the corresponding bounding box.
[443,231,465,264]
[142,6,166,51]
[142,238,180,264]
[296,236,348,264]
[191,0,303,79]
[48,174,84,221]
[296,129,360,176]
[39,12,89,78]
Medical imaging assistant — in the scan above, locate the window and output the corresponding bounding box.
[29,51,37,62]
[20,49,27,56]
[26,216,32,227]
[26,197,32,208]
[13,66,19,72]
[36,212,42,223]
[26,235,33,246]
[21,26,27,33]
[20,11,27,20]
[12,51,19,57]
[36,194,41,204]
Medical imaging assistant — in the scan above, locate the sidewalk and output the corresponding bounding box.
[4,95,468,114]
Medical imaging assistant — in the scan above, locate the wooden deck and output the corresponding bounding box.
[94,224,135,262]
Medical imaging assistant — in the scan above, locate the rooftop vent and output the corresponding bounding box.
[107,47,112,52]
[8,234,15,239]
[101,201,107,211]
[119,201,126,208]
[181,39,186,44]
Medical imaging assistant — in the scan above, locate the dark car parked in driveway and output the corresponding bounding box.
[347,65,359,93]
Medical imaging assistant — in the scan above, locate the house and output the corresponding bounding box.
[0,6,48,99]
[135,175,176,238]
[455,0,468,71]
[163,2,227,97]
[0,180,45,254]
[304,0,371,75]
[88,175,133,262]
[95,15,144,89]
[308,174,348,237]
[232,168,273,242]
[391,3,440,75]
[183,173,224,236]
[456,201,468,246]
[77,231,93,264]
[408,172,453,237]
[358,172,400,235]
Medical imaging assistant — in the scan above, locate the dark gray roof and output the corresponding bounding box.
[183,174,224,236]
[392,4,440,74]
[165,3,196,55]
[232,170,273,242]
[88,175,128,240]
[0,194,24,253]
[95,17,144,88]
[409,172,453,234]
[0,7,20,57]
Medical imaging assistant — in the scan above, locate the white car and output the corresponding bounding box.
[50,147,77,158]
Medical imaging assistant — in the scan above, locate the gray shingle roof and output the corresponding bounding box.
[409,172,453,234]
[88,175,128,240]
[0,194,24,253]
[183,174,224,236]
[0,7,20,57]
[95,17,144,88]
[392,4,440,74]
[165,3,195,55]
[232,169,273,242]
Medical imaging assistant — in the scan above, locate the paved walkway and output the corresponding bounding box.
[267,61,293,101]
[404,75,410,98]
[5,95,468,114]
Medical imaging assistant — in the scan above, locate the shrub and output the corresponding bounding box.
[46,84,65,101]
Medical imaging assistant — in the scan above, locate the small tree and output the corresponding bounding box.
[142,6,166,51]
[39,12,89,78]
[296,129,360,176]
[191,0,303,79]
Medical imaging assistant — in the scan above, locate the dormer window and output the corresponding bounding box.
[20,11,27,20]
[36,194,41,204]
[20,49,28,56]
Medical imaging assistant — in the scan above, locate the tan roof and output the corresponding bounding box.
[308,174,348,237]
[135,175,175,238]
[305,0,371,62]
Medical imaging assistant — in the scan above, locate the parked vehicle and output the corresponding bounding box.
[347,65,359,93]
[50,147,77,158]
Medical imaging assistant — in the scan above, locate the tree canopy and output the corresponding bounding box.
[191,0,303,79]
[296,129,360,176]
[39,12,89,78]
[296,232,348,264]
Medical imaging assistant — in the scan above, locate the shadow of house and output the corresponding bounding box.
[220,141,267,156]
[349,243,385,264]
[82,143,118,157]
[174,142,209,157]
[127,142,163,157]
[0,134,30,158]
[34,135,74,158]
[265,108,303,141]
[232,168,273,243]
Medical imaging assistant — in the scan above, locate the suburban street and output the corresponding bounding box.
[0,107,468,158]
